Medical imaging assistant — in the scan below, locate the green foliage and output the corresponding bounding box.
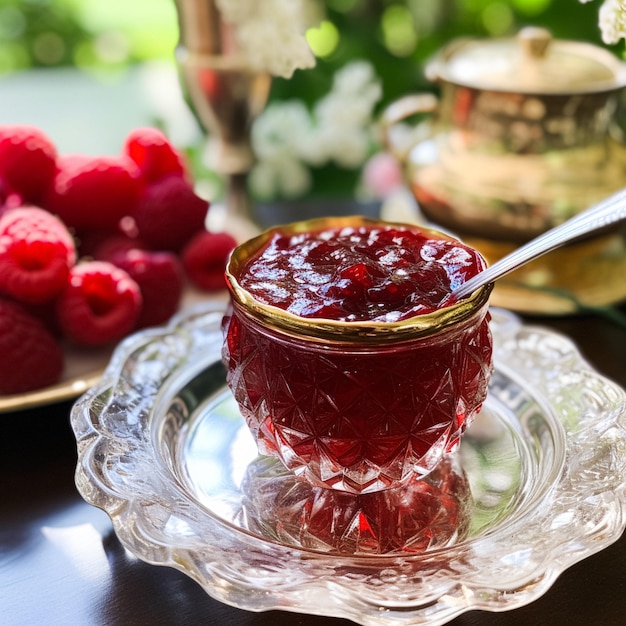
[1,0,622,200]
[0,0,616,78]
[272,0,617,111]
[0,0,177,73]
[262,0,620,198]
[0,0,92,72]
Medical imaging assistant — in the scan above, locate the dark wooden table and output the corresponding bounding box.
[2,302,626,626]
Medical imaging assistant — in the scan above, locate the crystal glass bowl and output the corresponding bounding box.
[223,216,493,493]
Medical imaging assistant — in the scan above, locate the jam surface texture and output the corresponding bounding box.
[238,225,485,322]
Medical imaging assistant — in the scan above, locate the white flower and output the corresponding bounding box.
[598,0,626,43]
[216,0,322,77]
[251,100,312,161]
[293,124,329,167]
[328,129,371,169]
[333,61,382,99]
[250,60,383,199]
[310,60,382,168]
[580,0,626,43]
[250,101,315,198]
[250,158,312,199]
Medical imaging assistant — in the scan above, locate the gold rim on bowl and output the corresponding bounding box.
[225,216,493,344]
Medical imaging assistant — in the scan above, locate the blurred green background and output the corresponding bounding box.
[0,0,621,201]
[1,0,615,90]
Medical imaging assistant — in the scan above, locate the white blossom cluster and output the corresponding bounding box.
[249,61,383,199]
[580,0,626,43]
[215,0,321,78]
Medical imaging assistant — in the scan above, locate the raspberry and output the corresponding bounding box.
[1,176,26,217]
[131,175,209,251]
[78,229,146,261]
[19,298,61,337]
[109,248,184,328]
[0,297,64,394]
[181,230,237,291]
[0,125,58,205]
[45,154,141,231]
[0,206,77,304]
[56,261,142,346]
[123,127,187,184]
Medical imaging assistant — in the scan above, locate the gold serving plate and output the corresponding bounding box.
[385,28,626,314]
[465,228,626,314]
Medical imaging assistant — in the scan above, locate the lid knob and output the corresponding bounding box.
[518,26,552,59]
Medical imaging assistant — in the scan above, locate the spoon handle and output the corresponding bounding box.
[451,188,626,301]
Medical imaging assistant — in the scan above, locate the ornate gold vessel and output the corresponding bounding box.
[173,0,271,225]
[385,28,626,314]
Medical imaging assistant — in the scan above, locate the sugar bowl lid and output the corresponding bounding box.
[426,27,626,94]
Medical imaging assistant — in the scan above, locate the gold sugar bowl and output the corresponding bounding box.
[385,27,626,314]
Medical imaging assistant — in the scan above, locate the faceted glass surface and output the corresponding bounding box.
[242,454,472,554]
[223,303,492,493]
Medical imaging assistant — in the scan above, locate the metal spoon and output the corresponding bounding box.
[449,187,626,303]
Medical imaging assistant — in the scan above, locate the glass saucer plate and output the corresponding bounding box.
[71,303,626,626]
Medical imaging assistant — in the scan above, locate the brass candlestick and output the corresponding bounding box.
[173,0,271,228]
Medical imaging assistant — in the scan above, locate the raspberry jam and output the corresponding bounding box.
[224,217,493,494]
[237,224,483,322]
